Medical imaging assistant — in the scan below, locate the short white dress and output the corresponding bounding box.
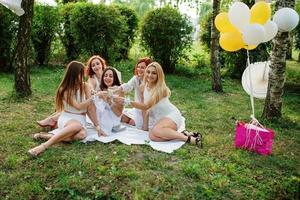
[94,98,121,135]
[121,76,143,129]
[144,88,182,130]
[51,90,87,134]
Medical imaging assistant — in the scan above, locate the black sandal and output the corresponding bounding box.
[182,130,201,138]
[186,135,203,148]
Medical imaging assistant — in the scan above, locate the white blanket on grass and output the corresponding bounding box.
[82,117,186,153]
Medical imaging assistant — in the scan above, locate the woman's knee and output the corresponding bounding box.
[149,127,161,140]
[74,130,86,140]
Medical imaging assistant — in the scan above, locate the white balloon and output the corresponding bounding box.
[0,0,24,16]
[242,24,266,46]
[273,7,299,32]
[228,2,250,31]
[263,20,278,42]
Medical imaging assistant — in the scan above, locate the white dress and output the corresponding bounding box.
[94,98,121,135]
[121,76,143,129]
[144,88,182,130]
[93,75,101,91]
[51,90,87,134]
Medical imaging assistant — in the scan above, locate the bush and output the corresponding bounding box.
[113,5,138,60]
[31,5,60,65]
[140,6,193,73]
[0,6,18,72]
[59,3,80,61]
[70,3,128,63]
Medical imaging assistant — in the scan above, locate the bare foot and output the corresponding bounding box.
[28,144,46,158]
[33,132,53,141]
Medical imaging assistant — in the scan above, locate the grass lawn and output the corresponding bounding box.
[0,60,299,199]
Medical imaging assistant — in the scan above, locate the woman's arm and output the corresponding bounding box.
[87,77,97,91]
[67,83,94,110]
[110,90,125,117]
[120,76,136,93]
[142,110,149,131]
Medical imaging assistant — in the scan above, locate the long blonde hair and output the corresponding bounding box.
[55,61,85,112]
[142,62,170,107]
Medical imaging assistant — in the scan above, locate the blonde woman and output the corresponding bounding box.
[128,62,202,146]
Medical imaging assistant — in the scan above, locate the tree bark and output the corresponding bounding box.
[210,0,223,92]
[262,0,295,119]
[14,0,34,97]
[286,34,293,59]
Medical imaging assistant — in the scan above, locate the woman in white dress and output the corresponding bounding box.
[119,57,152,129]
[36,55,108,129]
[28,61,102,157]
[94,67,124,136]
[128,62,202,146]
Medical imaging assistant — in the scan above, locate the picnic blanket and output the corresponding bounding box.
[82,117,186,153]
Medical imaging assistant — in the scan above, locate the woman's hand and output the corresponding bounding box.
[96,91,108,99]
[96,125,107,137]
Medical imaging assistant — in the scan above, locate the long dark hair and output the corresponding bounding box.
[56,61,85,111]
[100,67,121,91]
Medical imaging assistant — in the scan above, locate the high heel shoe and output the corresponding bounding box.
[36,118,57,129]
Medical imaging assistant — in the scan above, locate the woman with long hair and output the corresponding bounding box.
[119,57,153,129]
[28,61,100,157]
[128,62,202,146]
[93,67,124,135]
[36,55,108,129]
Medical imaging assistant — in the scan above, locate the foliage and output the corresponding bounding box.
[31,5,60,65]
[141,6,193,73]
[113,0,156,18]
[59,3,80,61]
[70,2,128,63]
[0,60,299,199]
[0,6,18,72]
[112,5,139,60]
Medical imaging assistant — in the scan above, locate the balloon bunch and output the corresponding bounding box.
[215,1,299,52]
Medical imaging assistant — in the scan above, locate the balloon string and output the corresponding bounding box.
[247,50,255,119]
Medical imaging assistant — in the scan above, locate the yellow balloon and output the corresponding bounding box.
[214,12,238,33]
[219,32,244,52]
[244,44,257,50]
[250,2,271,24]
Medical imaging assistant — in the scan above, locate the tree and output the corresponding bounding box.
[262,0,295,119]
[210,0,222,92]
[294,0,300,62]
[14,0,34,97]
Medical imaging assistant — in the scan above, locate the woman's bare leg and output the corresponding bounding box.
[28,120,85,156]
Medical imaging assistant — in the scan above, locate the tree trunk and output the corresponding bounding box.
[14,0,34,97]
[286,34,293,59]
[262,0,295,119]
[298,51,300,62]
[210,0,223,92]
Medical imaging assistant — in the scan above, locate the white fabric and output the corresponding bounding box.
[121,76,142,102]
[144,88,182,129]
[63,90,87,114]
[49,112,87,135]
[123,108,143,129]
[82,120,186,153]
[94,98,121,135]
[121,76,143,128]
[93,75,101,91]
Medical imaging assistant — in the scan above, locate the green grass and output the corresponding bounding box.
[0,60,299,199]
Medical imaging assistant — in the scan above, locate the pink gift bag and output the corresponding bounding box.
[235,120,275,155]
